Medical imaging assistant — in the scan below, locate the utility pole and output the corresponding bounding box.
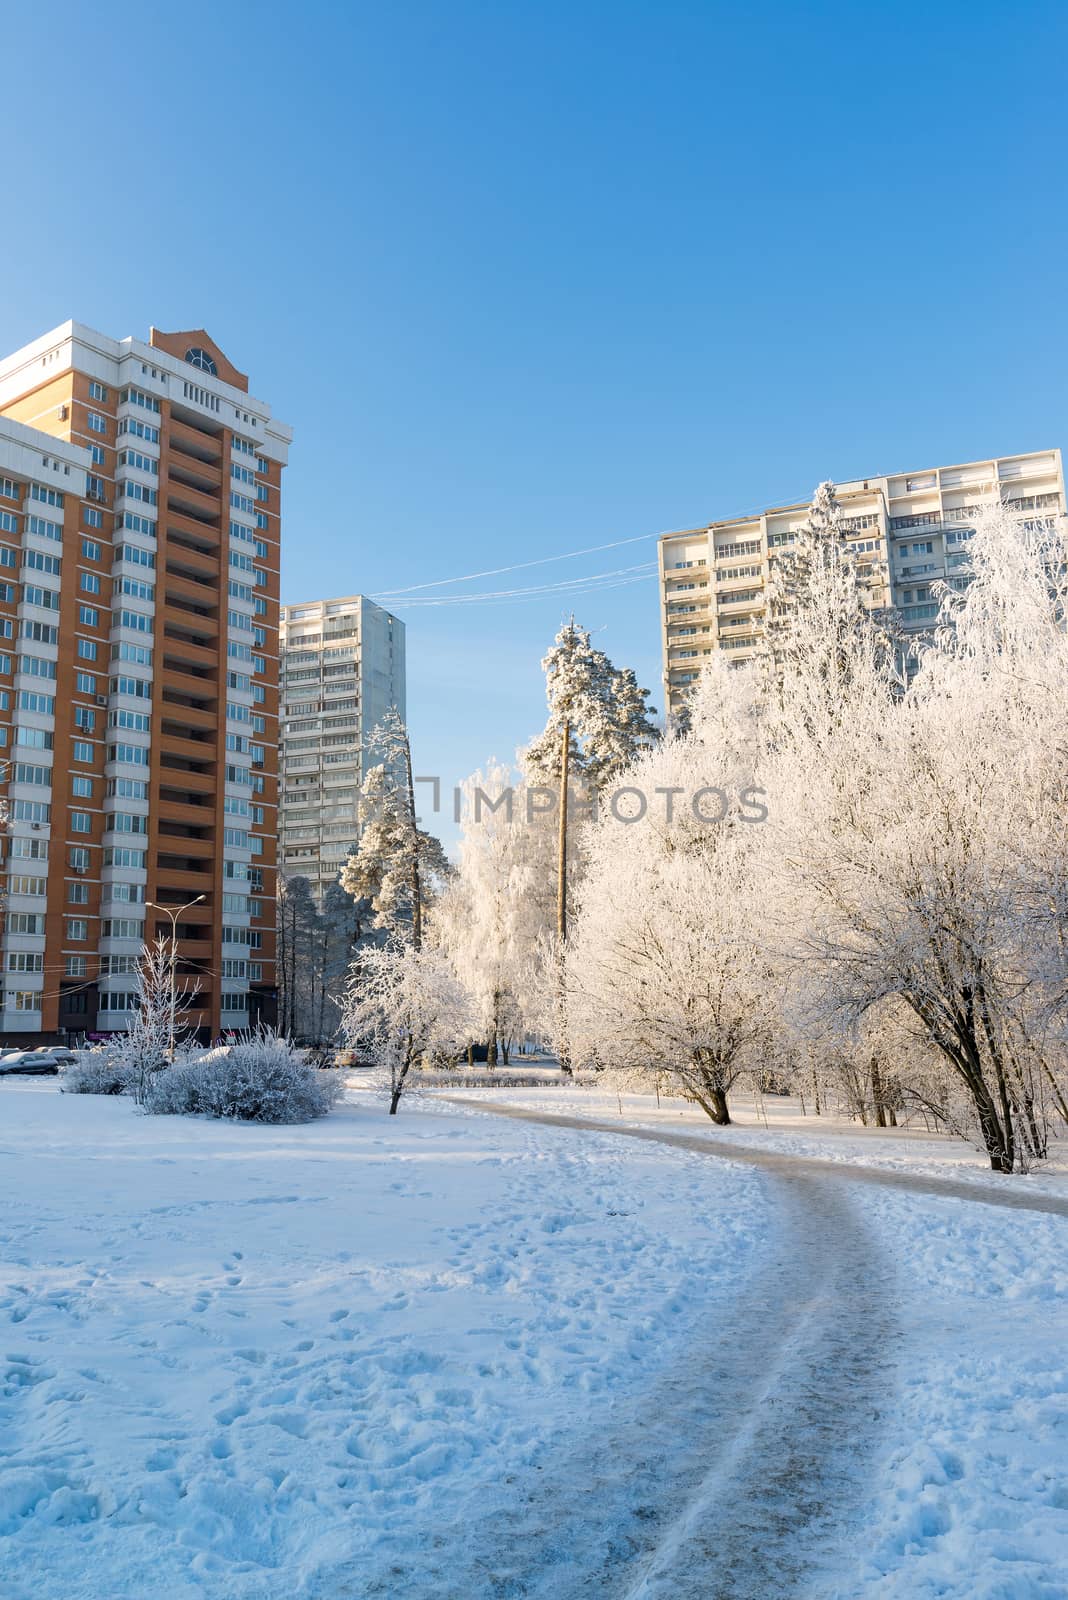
[145,895,205,1059]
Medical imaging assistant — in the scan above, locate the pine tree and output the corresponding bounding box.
[339,712,449,950]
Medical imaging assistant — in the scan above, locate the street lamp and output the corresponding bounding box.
[145,895,205,1059]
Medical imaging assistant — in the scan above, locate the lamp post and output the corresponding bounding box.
[145,895,205,1059]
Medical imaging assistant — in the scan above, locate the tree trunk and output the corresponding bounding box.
[487,1028,498,1067]
[402,730,422,952]
[557,718,570,942]
[466,1042,475,1066]
[870,1056,886,1128]
[389,1036,415,1115]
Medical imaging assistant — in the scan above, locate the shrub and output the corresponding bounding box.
[142,1029,342,1123]
[60,1049,134,1097]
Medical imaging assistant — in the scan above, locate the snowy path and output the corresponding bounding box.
[377,1164,896,1598]
[441,1096,1068,1217]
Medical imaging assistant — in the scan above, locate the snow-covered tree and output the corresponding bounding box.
[762,495,1067,1170]
[340,939,472,1113]
[107,937,199,1105]
[340,714,449,950]
[565,653,771,1122]
[523,619,657,940]
[432,762,547,1063]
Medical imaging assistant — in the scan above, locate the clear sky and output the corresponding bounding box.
[2,0,1066,841]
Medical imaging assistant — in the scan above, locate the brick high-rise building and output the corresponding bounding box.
[0,322,292,1041]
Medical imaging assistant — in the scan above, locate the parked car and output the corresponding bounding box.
[333,1048,357,1068]
[33,1046,75,1064]
[0,1051,60,1076]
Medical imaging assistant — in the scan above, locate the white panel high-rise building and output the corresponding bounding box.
[278,595,405,898]
[657,449,1065,719]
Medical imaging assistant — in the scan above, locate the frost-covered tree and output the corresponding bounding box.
[107,937,199,1105]
[566,654,770,1123]
[523,619,657,940]
[432,762,547,1063]
[340,712,449,950]
[340,939,472,1113]
[762,496,1067,1170]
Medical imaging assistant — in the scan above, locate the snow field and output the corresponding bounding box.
[0,1083,770,1598]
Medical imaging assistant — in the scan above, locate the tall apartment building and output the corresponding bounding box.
[279,596,405,899]
[658,449,1065,717]
[0,322,291,1041]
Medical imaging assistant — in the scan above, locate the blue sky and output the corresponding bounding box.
[2,0,1066,841]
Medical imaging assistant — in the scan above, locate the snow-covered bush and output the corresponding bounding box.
[60,1049,133,1096]
[142,1030,342,1123]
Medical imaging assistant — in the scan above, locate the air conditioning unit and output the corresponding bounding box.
[58,404,69,421]
[95,695,107,706]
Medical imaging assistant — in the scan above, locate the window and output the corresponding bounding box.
[80,572,102,594]
[87,412,107,435]
[103,847,146,869]
[89,445,106,467]
[24,548,62,576]
[67,881,89,904]
[119,449,158,475]
[0,544,16,567]
[108,811,147,834]
[18,652,56,678]
[100,955,139,975]
[8,876,47,897]
[67,918,88,941]
[98,992,137,1013]
[101,919,144,939]
[119,576,154,602]
[0,512,17,534]
[78,639,98,661]
[0,582,14,603]
[120,387,160,414]
[230,491,255,514]
[7,911,45,934]
[112,644,152,672]
[15,727,52,750]
[232,463,256,486]
[109,708,150,733]
[118,610,151,634]
[83,507,103,529]
[27,515,62,540]
[122,481,157,506]
[68,846,89,870]
[115,544,155,569]
[82,539,101,561]
[121,512,156,538]
[30,483,64,509]
[18,690,54,714]
[7,951,44,974]
[4,992,41,1013]
[24,585,61,611]
[119,416,159,445]
[71,812,92,834]
[13,763,50,786]
[65,956,88,977]
[89,381,108,402]
[108,743,148,766]
[21,620,58,644]
[11,800,51,823]
[73,740,94,762]
[75,672,96,694]
[72,775,94,797]
[79,605,99,627]
[111,675,150,699]
[107,777,147,799]
[74,707,96,731]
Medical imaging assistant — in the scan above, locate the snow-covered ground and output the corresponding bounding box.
[0,1080,1065,1598]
